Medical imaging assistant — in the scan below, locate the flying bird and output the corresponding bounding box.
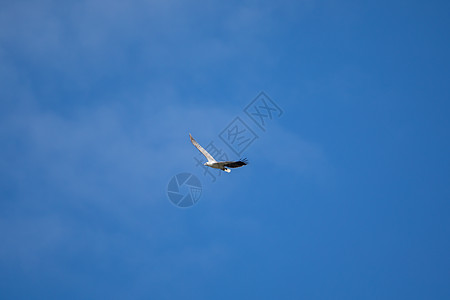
[189,133,248,173]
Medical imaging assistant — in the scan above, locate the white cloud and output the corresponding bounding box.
[0,1,326,294]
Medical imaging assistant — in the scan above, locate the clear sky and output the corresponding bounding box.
[1,0,450,299]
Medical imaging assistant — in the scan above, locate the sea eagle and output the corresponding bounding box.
[189,133,248,173]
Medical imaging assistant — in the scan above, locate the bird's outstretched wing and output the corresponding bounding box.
[222,158,248,168]
[189,133,216,162]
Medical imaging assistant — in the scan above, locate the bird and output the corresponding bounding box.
[189,133,248,173]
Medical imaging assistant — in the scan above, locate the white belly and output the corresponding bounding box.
[208,162,224,169]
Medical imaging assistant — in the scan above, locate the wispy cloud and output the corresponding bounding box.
[0,0,328,297]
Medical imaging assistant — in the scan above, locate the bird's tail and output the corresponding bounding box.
[224,168,231,173]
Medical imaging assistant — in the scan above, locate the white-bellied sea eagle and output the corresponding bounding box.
[189,133,248,173]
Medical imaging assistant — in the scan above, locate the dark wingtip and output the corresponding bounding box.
[240,157,249,165]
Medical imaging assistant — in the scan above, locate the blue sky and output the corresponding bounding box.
[1,0,450,299]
